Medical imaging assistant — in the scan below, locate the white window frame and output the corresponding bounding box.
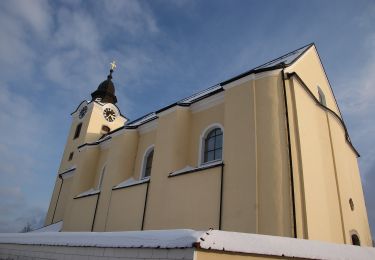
[198,123,224,166]
[140,145,155,179]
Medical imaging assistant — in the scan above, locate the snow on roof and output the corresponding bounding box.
[0,229,203,249]
[254,43,312,70]
[30,221,63,233]
[75,188,100,199]
[123,44,312,130]
[126,112,157,127]
[198,230,375,260]
[0,229,374,259]
[113,177,149,190]
[178,85,222,105]
[169,160,223,177]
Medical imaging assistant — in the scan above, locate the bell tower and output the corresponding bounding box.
[45,62,127,225]
[91,61,118,104]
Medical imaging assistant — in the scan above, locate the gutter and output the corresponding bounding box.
[91,193,101,232]
[286,72,359,157]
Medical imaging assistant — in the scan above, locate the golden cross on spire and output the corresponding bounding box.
[110,61,117,71]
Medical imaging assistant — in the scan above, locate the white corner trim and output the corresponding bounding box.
[75,188,100,199]
[113,177,150,189]
[157,106,177,117]
[169,160,223,177]
[198,123,224,166]
[97,165,107,190]
[140,145,155,179]
[190,92,224,113]
[139,120,158,135]
[60,167,76,180]
[223,69,282,90]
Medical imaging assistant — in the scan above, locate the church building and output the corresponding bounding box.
[44,43,372,247]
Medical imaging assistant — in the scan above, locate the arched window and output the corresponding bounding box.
[203,127,223,164]
[351,234,361,246]
[74,122,83,139]
[142,147,154,179]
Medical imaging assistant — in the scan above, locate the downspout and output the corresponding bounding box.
[141,181,150,230]
[281,67,297,238]
[219,164,225,230]
[51,176,64,224]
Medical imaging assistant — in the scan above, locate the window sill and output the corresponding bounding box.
[74,188,100,199]
[112,177,150,191]
[168,160,223,178]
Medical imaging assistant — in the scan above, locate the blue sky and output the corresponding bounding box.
[0,0,374,236]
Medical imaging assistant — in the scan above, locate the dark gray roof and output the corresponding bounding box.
[125,43,313,127]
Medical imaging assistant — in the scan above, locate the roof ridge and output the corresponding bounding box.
[121,43,315,128]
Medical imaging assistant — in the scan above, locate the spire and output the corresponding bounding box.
[91,61,118,104]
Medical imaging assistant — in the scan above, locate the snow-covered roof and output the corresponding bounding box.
[0,229,374,259]
[113,177,149,190]
[123,44,313,129]
[0,229,202,249]
[198,230,375,260]
[169,160,223,177]
[75,188,100,199]
[126,112,157,128]
[30,221,63,233]
[178,85,222,105]
[254,44,311,70]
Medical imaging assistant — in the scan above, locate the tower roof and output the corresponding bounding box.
[91,67,118,104]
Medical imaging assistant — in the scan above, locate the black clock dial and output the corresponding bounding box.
[103,108,116,122]
[79,106,88,119]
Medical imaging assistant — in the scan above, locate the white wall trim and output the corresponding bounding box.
[190,92,224,114]
[140,145,155,179]
[223,69,282,90]
[198,123,224,166]
[60,167,76,180]
[97,165,107,190]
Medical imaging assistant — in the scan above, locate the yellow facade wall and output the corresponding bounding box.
[92,130,139,231]
[253,75,293,237]
[285,48,372,245]
[195,250,300,260]
[63,195,98,231]
[53,176,73,222]
[106,183,148,231]
[286,46,341,116]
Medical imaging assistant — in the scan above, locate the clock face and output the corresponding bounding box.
[79,106,88,119]
[103,108,116,122]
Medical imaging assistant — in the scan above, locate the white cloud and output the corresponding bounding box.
[102,1,159,34]
[0,0,162,233]
[2,0,52,37]
[53,7,100,51]
[0,186,45,233]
